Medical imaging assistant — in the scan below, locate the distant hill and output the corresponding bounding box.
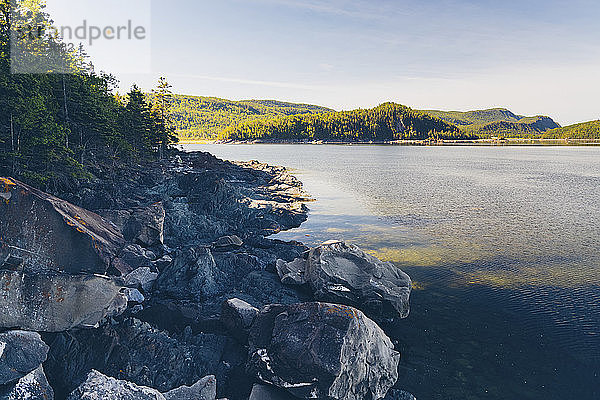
[169,95,332,139]
[220,102,469,142]
[422,108,560,137]
[170,97,570,141]
[542,120,600,139]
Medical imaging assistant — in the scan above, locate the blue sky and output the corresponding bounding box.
[47,0,600,125]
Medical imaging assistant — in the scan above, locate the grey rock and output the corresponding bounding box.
[0,366,54,400]
[248,384,295,400]
[130,304,144,314]
[156,246,223,302]
[163,375,217,400]
[0,270,127,331]
[220,298,259,342]
[67,370,165,400]
[120,244,155,269]
[248,302,400,400]
[275,258,307,285]
[384,389,417,400]
[125,267,158,293]
[0,331,49,385]
[125,203,166,248]
[240,271,310,308]
[306,241,412,318]
[0,177,128,275]
[212,235,243,251]
[153,255,173,271]
[99,203,165,248]
[45,318,245,397]
[125,288,146,304]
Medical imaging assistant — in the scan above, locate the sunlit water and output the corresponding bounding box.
[183,144,600,400]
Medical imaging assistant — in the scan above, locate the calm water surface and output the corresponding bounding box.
[184,144,600,400]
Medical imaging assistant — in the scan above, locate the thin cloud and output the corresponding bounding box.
[245,0,397,20]
[167,72,328,90]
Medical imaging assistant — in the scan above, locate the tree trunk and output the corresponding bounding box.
[10,113,15,175]
[62,74,69,149]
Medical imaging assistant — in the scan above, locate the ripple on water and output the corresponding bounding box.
[186,144,600,400]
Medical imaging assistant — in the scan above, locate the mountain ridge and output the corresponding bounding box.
[421,108,560,137]
[168,94,332,139]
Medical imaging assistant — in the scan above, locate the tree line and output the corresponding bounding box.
[219,102,470,142]
[168,95,332,140]
[0,1,177,192]
[542,120,600,140]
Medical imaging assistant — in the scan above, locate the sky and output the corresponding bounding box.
[44,0,600,125]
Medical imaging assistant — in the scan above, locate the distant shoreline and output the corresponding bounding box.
[178,138,600,146]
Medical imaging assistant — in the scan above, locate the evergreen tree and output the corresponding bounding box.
[151,77,177,159]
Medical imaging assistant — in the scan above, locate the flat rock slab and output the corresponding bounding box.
[0,270,127,331]
[248,302,400,400]
[0,177,126,275]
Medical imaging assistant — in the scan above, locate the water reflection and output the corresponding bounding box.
[184,144,600,399]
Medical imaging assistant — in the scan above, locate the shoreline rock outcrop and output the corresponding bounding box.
[0,151,415,400]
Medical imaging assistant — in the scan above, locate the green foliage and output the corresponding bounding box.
[423,108,560,138]
[151,77,177,159]
[220,103,469,142]
[424,108,523,126]
[542,120,600,139]
[0,1,177,191]
[168,95,332,140]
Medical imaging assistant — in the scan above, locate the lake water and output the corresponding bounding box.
[184,144,600,400]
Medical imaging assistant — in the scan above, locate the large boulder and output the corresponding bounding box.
[0,177,127,275]
[0,366,54,400]
[0,270,127,331]
[0,331,49,385]
[66,370,164,400]
[247,302,400,400]
[278,241,412,318]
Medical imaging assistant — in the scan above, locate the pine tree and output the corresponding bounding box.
[151,77,177,159]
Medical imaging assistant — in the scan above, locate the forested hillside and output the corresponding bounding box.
[423,108,560,137]
[542,120,600,139]
[219,103,469,142]
[169,95,332,140]
[0,2,177,191]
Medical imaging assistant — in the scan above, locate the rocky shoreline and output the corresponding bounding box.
[0,151,415,400]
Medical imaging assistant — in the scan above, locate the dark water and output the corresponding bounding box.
[184,144,600,400]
